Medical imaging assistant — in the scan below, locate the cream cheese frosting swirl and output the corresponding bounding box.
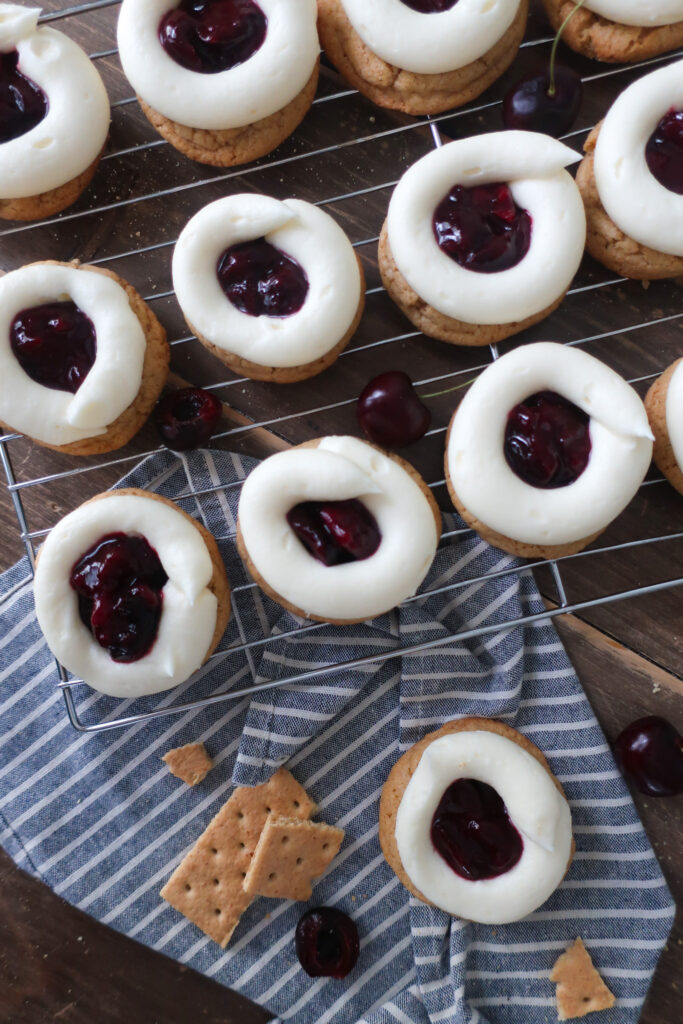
[0,4,109,199]
[386,131,586,326]
[593,59,683,258]
[584,1,683,27]
[117,0,319,131]
[446,343,654,547]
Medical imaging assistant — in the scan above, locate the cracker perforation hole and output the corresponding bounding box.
[296,857,303,865]
[268,872,276,880]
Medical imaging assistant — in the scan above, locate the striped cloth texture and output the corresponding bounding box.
[0,448,674,1024]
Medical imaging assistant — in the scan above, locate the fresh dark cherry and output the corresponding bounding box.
[10,301,96,394]
[400,0,459,11]
[431,778,523,881]
[504,390,591,489]
[295,908,360,979]
[0,50,48,144]
[613,716,683,798]
[158,0,267,74]
[356,371,431,449]
[502,65,582,138]
[70,533,168,663]
[155,387,222,451]
[433,182,532,274]
[645,109,683,196]
[287,499,381,567]
[217,238,309,318]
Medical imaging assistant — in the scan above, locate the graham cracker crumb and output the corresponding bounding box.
[162,742,213,786]
[550,938,616,1020]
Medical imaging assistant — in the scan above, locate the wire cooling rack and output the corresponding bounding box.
[0,0,682,733]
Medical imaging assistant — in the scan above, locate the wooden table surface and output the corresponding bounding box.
[0,1,682,1021]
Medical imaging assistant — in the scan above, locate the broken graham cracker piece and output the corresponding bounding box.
[160,767,315,947]
[550,938,616,1020]
[162,742,213,786]
[243,816,345,901]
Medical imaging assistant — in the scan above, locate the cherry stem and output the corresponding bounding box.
[420,378,477,400]
[548,0,587,98]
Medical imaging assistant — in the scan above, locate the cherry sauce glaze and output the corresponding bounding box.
[287,500,381,567]
[70,533,168,663]
[504,390,591,489]
[613,716,683,798]
[645,108,683,196]
[0,50,48,144]
[431,778,523,881]
[158,0,267,74]
[295,907,360,979]
[356,371,431,449]
[155,386,222,451]
[400,0,459,11]
[433,182,532,274]
[217,238,309,318]
[10,301,97,394]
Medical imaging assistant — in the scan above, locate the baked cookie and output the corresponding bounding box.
[379,131,586,346]
[379,716,574,923]
[576,59,683,280]
[0,260,169,455]
[173,194,365,383]
[117,0,320,167]
[541,0,683,63]
[236,435,441,623]
[645,358,683,496]
[33,489,231,699]
[0,4,109,221]
[445,342,654,558]
[317,0,528,115]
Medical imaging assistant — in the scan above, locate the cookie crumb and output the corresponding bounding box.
[162,742,213,786]
[550,937,615,1020]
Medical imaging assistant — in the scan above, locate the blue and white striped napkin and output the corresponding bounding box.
[0,448,674,1024]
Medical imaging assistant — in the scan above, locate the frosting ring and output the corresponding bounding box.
[594,59,683,258]
[394,729,573,923]
[584,1,683,27]
[0,5,110,199]
[0,263,146,447]
[117,0,319,131]
[338,0,520,75]
[666,359,683,470]
[172,195,362,369]
[386,131,586,326]
[446,342,654,547]
[34,493,220,699]
[237,436,440,622]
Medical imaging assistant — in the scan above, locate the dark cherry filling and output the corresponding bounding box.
[217,237,309,318]
[155,386,222,451]
[287,499,381,567]
[613,716,683,798]
[10,301,96,394]
[158,0,267,74]
[400,0,459,11]
[431,778,523,881]
[0,50,48,144]
[433,182,532,274]
[504,390,591,490]
[645,108,683,196]
[70,533,168,663]
[295,908,360,979]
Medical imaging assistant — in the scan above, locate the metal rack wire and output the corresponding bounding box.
[1,0,682,732]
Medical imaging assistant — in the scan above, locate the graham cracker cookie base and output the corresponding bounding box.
[645,358,683,497]
[0,260,169,456]
[139,62,319,167]
[236,437,442,625]
[379,716,575,912]
[317,0,528,115]
[576,124,683,281]
[550,937,616,1020]
[162,741,213,786]
[378,223,565,346]
[243,816,344,901]
[0,148,104,222]
[189,255,366,383]
[541,0,683,62]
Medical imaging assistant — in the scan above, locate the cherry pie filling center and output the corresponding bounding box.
[10,300,97,394]
[286,499,381,567]
[400,0,460,11]
[645,107,683,196]
[431,778,523,881]
[216,237,309,318]
[158,0,267,74]
[504,390,592,490]
[0,49,48,144]
[433,181,532,274]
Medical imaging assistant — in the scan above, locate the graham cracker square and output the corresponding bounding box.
[550,937,616,1020]
[162,741,213,786]
[243,816,344,901]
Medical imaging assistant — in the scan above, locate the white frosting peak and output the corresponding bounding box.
[584,1,683,27]
[0,3,39,48]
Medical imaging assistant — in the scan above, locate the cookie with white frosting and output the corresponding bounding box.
[379,131,586,347]
[34,489,231,699]
[542,1,683,63]
[317,0,528,115]
[645,358,683,496]
[379,717,574,924]
[0,261,169,455]
[117,0,320,167]
[236,436,441,623]
[0,4,110,221]
[173,194,365,382]
[577,60,683,280]
[445,342,654,558]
